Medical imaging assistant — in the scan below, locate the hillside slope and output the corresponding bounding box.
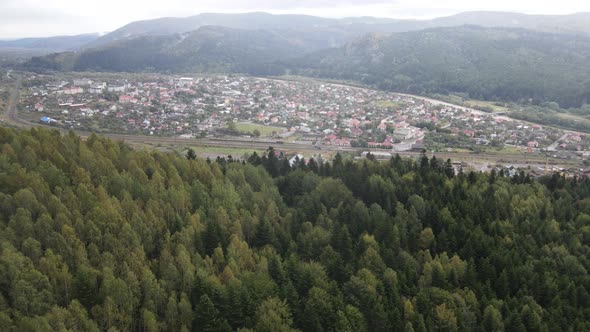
[23,25,590,107]
[26,26,311,74]
[90,11,590,48]
[0,34,100,53]
[290,26,590,108]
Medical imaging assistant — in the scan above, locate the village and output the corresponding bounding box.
[18,73,590,163]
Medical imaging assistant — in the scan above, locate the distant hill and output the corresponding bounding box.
[429,11,590,35]
[88,12,376,48]
[89,11,590,49]
[0,33,101,53]
[6,11,590,54]
[25,26,313,74]
[288,25,590,108]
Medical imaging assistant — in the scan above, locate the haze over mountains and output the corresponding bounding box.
[7,11,590,54]
[0,34,100,53]
[91,11,590,47]
[14,11,590,107]
[290,26,590,108]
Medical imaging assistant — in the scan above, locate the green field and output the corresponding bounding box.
[461,99,509,113]
[235,122,286,137]
[494,146,524,154]
[436,94,510,113]
[180,145,264,158]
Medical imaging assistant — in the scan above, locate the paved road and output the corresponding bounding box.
[1,75,578,167]
[546,133,570,152]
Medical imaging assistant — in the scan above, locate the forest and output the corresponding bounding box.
[291,26,590,109]
[0,127,589,331]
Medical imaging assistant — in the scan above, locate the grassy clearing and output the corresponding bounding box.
[175,145,264,157]
[134,142,263,158]
[444,148,473,153]
[235,122,286,136]
[552,112,590,124]
[493,146,524,154]
[463,99,509,113]
[181,145,264,157]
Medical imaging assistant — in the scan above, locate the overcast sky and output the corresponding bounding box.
[1,0,589,39]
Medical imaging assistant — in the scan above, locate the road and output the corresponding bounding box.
[3,75,23,126]
[1,75,579,168]
[546,133,570,152]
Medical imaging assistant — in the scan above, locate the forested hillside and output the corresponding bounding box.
[290,26,590,108]
[24,26,313,75]
[25,25,590,108]
[0,127,590,331]
[89,11,590,48]
[0,34,100,53]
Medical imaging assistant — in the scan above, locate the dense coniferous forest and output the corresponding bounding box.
[0,127,590,331]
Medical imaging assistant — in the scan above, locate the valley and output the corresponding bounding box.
[3,71,586,176]
[3,7,590,332]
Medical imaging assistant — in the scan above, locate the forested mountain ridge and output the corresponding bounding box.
[24,26,311,74]
[9,11,590,57]
[289,25,590,108]
[24,25,590,108]
[90,11,590,48]
[0,127,589,331]
[0,34,100,53]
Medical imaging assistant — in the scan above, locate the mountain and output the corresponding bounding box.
[89,11,590,48]
[88,12,349,48]
[25,26,312,74]
[21,15,590,107]
[6,11,590,54]
[289,26,590,108]
[0,33,101,53]
[429,11,590,35]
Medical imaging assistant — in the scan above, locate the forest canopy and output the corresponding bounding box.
[0,127,589,331]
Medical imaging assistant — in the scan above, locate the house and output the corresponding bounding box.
[463,129,476,138]
[108,85,126,92]
[40,116,56,124]
[333,138,351,147]
[59,87,83,95]
[89,85,104,94]
[393,128,415,140]
[176,77,194,86]
[119,95,136,103]
[73,78,92,86]
[527,141,539,148]
[411,143,426,152]
[380,141,393,148]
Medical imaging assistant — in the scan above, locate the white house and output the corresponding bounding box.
[73,78,92,86]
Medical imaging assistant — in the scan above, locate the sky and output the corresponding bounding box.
[1,0,590,39]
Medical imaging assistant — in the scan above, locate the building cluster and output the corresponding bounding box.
[22,74,583,154]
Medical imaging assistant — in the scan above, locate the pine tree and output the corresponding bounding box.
[186,148,197,160]
[193,295,231,332]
